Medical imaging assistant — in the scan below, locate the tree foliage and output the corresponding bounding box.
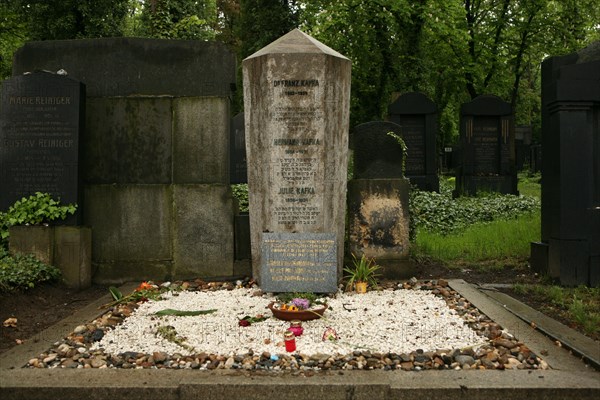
[137,0,217,39]
[238,0,300,59]
[2,0,598,146]
[300,0,600,144]
[13,0,131,40]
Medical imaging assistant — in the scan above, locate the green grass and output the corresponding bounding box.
[510,284,600,338]
[517,172,541,198]
[413,210,540,263]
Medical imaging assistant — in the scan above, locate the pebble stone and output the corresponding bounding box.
[24,278,549,372]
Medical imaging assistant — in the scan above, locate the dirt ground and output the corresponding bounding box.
[0,261,570,355]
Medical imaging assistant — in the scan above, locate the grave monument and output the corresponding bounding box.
[454,95,518,197]
[388,92,439,192]
[12,38,236,283]
[243,29,351,292]
[0,71,85,223]
[347,121,411,277]
[531,41,600,287]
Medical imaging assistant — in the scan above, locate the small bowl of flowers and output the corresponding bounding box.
[268,293,328,321]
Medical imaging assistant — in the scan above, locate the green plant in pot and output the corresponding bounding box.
[344,254,381,293]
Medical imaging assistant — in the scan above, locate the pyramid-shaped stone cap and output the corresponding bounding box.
[245,29,348,60]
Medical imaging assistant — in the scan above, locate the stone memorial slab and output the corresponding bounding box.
[388,92,439,192]
[261,232,337,293]
[243,29,351,291]
[352,121,404,179]
[349,121,411,277]
[0,71,84,223]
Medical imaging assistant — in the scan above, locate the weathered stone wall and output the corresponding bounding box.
[12,38,236,283]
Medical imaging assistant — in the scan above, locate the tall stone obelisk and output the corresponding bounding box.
[243,29,351,292]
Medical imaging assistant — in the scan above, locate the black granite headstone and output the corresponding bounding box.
[230,112,247,184]
[352,121,404,179]
[454,95,517,197]
[388,92,438,191]
[260,232,337,293]
[531,41,600,286]
[0,71,85,223]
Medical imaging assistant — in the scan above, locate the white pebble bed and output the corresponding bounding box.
[92,288,487,357]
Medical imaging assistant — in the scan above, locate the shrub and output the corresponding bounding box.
[0,248,61,292]
[0,192,77,249]
[409,179,540,237]
[231,184,249,212]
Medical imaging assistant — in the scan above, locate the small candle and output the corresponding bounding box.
[288,320,303,336]
[284,330,296,352]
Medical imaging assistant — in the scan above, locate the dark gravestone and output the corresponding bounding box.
[352,121,404,179]
[230,112,247,184]
[454,95,517,197]
[348,121,411,277]
[0,71,84,223]
[261,232,337,293]
[388,92,438,191]
[531,41,600,286]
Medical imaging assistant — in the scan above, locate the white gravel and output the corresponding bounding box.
[92,288,487,357]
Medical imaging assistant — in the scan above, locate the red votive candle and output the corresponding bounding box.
[288,320,304,336]
[284,330,296,352]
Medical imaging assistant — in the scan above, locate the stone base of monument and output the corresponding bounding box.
[376,258,417,280]
[9,226,92,290]
[530,241,549,276]
[347,178,410,278]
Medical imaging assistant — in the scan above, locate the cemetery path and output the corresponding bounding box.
[0,261,587,356]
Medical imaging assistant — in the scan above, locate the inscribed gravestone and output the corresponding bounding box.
[243,29,351,292]
[0,71,84,223]
[388,92,438,192]
[348,121,410,274]
[454,95,517,197]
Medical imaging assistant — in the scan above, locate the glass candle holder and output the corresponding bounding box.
[284,330,296,352]
[288,320,304,336]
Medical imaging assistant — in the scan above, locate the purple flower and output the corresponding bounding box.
[291,298,310,310]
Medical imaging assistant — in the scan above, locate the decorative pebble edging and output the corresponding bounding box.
[25,278,549,371]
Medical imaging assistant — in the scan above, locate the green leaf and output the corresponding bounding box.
[109,286,123,301]
[154,309,217,316]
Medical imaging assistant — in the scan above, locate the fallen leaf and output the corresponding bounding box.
[3,317,17,328]
[154,309,217,316]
